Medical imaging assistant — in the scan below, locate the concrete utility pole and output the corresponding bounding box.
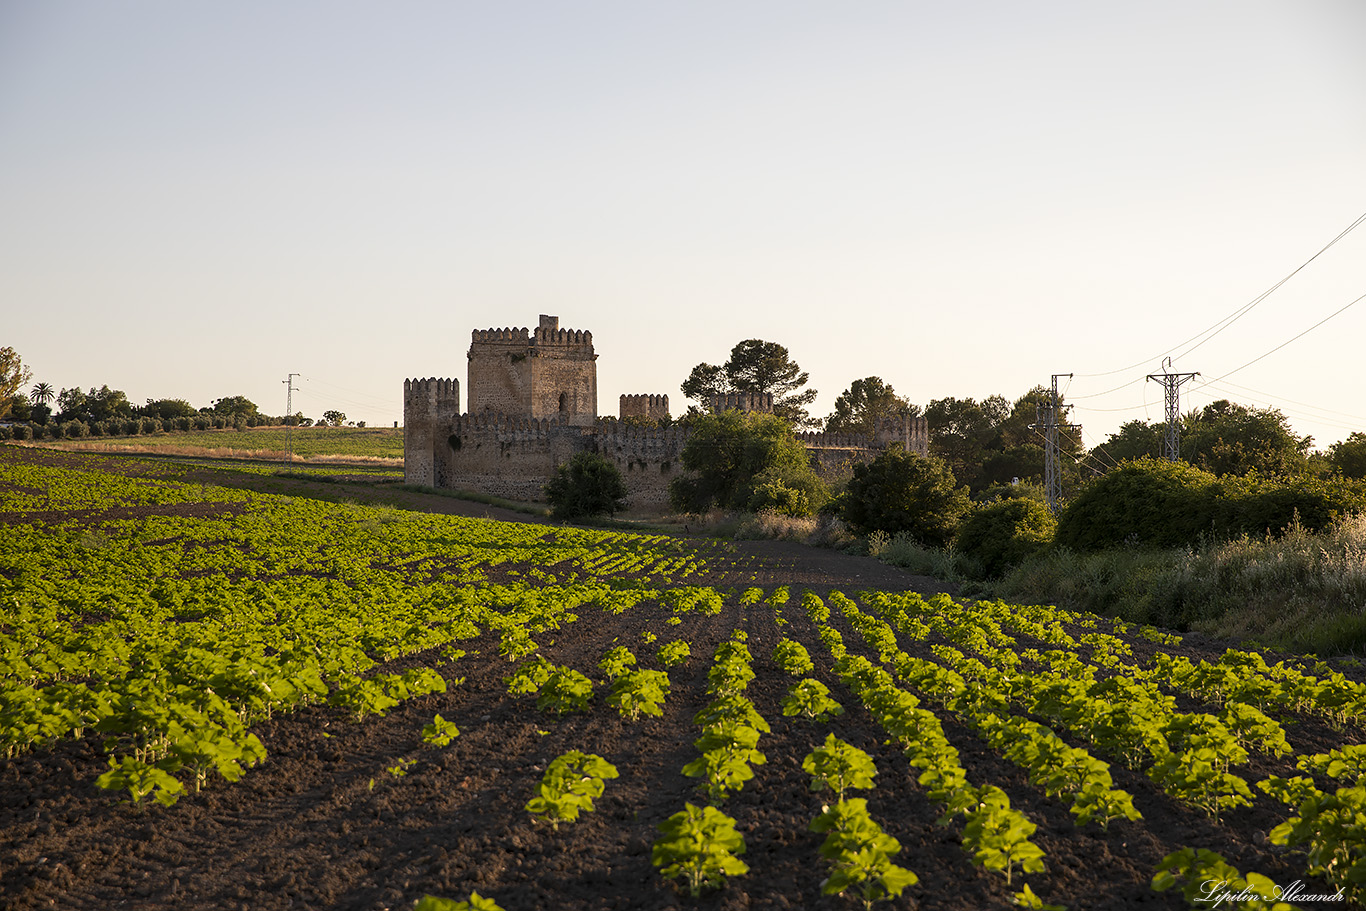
[1146,359,1198,462]
[1030,374,1078,513]
[283,373,300,464]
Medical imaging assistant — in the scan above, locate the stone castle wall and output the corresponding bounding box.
[619,394,670,421]
[405,314,929,511]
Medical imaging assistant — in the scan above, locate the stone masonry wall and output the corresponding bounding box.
[619,394,670,421]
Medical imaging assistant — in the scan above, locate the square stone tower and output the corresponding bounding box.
[466,314,597,426]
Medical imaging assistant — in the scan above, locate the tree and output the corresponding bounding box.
[212,396,259,419]
[668,410,824,515]
[544,451,629,519]
[0,348,33,419]
[55,387,89,423]
[1329,432,1366,480]
[143,398,197,420]
[922,395,1009,491]
[321,410,346,426]
[29,382,55,407]
[1094,419,1164,464]
[4,395,32,422]
[825,377,917,436]
[86,386,132,423]
[1180,400,1311,477]
[839,447,970,546]
[681,339,819,428]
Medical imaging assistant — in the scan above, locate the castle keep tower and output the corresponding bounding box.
[466,314,597,427]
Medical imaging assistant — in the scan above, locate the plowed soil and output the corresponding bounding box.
[0,447,1354,910]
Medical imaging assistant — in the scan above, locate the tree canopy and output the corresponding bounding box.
[824,376,917,436]
[1179,400,1311,477]
[0,348,32,419]
[668,409,824,515]
[838,446,969,546]
[1329,432,1366,480]
[681,339,818,428]
[55,385,133,424]
[922,387,1083,494]
[213,396,260,418]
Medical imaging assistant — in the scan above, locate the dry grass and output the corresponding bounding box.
[993,512,1366,656]
[668,509,847,544]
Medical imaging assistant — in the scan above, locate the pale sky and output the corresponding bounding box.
[3,1,1364,450]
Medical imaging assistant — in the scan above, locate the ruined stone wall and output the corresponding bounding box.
[873,414,931,456]
[619,394,670,421]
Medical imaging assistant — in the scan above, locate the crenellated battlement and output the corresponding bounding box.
[710,393,773,413]
[532,326,593,348]
[619,393,670,420]
[595,423,687,448]
[403,377,460,407]
[796,431,873,449]
[448,413,566,435]
[470,327,531,344]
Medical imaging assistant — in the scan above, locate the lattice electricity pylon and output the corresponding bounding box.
[1029,374,1078,513]
[1146,360,1198,462]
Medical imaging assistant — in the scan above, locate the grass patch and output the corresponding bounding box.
[33,426,405,461]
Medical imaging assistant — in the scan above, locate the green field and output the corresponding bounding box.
[40,425,405,461]
[3,446,1365,910]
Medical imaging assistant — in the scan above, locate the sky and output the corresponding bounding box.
[3,1,1364,452]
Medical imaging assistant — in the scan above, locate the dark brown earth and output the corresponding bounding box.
[0,447,1354,911]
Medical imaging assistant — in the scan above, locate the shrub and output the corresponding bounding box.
[839,446,969,546]
[10,424,31,441]
[955,497,1057,577]
[544,451,629,519]
[746,464,829,517]
[1055,459,1215,552]
[1057,459,1366,553]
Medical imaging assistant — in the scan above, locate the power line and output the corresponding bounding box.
[1205,378,1366,423]
[1072,209,1366,379]
[1196,290,1366,389]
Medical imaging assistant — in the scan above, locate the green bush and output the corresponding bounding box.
[544,451,629,519]
[746,464,829,517]
[955,497,1056,577]
[1057,459,1366,553]
[11,424,32,441]
[1055,459,1215,552]
[838,446,969,546]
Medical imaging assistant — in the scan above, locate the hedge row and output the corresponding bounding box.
[8,415,284,441]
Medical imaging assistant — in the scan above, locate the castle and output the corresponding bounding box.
[404,315,928,509]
